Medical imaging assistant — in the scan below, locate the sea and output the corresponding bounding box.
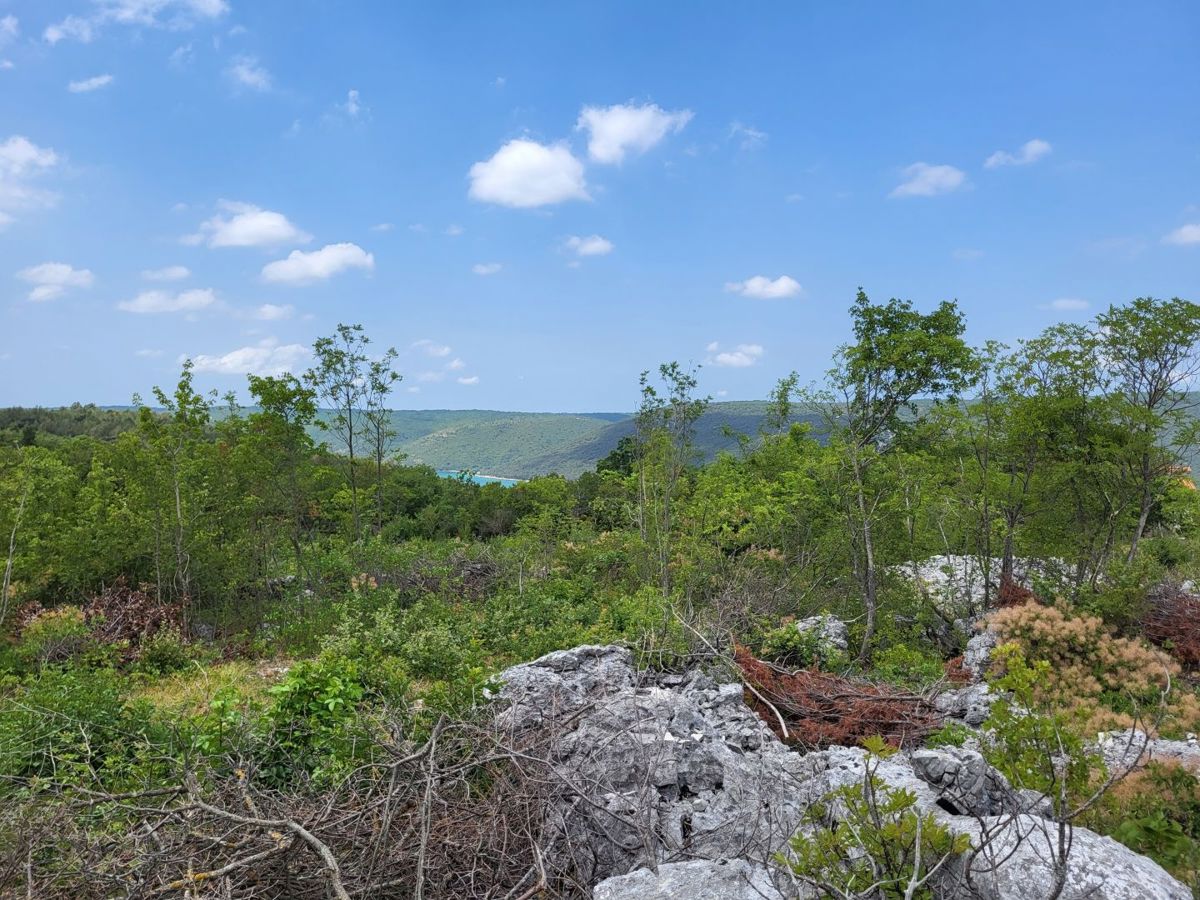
[436,470,521,488]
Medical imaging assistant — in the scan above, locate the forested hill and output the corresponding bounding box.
[0,402,811,478]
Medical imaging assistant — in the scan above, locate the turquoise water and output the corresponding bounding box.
[436,470,521,488]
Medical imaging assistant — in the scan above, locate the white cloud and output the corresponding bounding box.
[472,262,502,275]
[890,163,968,198]
[447,357,465,370]
[169,42,194,67]
[576,102,693,164]
[712,343,765,368]
[1163,224,1200,246]
[565,234,614,257]
[785,193,804,203]
[729,121,768,150]
[261,242,374,285]
[1049,298,1089,311]
[0,15,17,44]
[192,337,308,376]
[191,200,310,248]
[724,275,803,300]
[68,74,114,93]
[468,139,589,208]
[705,341,719,352]
[118,287,216,313]
[0,61,13,71]
[444,224,464,236]
[135,348,163,358]
[141,264,190,281]
[408,223,427,233]
[953,248,984,261]
[227,55,270,91]
[17,262,94,302]
[253,303,294,320]
[45,1,227,44]
[343,89,363,117]
[457,375,480,385]
[0,136,60,223]
[44,16,95,44]
[984,138,1052,169]
[371,222,394,232]
[413,339,451,358]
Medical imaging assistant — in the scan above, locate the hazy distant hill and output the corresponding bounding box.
[369,401,818,478]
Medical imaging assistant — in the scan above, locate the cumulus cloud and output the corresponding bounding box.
[68,74,114,93]
[576,102,693,164]
[0,15,17,44]
[457,375,480,385]
[890,163,968,198]
[253,303,294,320]
[227,55,271,91]
[261,243,374,285]
[1163,224,1200,246]
[118,288,216,313]
[711,343,765,368]
[412,339,451,358]
[984,138,1052,169]
[472,262,502,275]
[565,234,614,257]
[343,89,363,118]
[192,337,308,376]
[724,275,803,300]
[468,139,589,208]
[371,222,394,232]
[445,224,464,237]
[45,0,227,44]
[141,264,190,281]
[190,201,310,248]
[447,357,465,370]
[17,262,94,302]
[0,135,60,223]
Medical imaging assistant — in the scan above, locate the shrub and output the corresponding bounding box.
[759,621,845,671]
[735,646,939,750]
[780,736,971,898]
[1141,585,1200,671]
[15,606,94,668]
[870,643,946,691]
[134,627,193,676]
[986,601,1200,736]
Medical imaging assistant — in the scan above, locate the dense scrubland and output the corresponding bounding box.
[4,292,1200,897]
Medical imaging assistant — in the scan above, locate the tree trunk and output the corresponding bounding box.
[854,457,877,663]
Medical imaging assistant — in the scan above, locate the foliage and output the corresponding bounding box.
[781,736,971,898]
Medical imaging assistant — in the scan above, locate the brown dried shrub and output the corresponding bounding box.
[82,578,184,662]
[995,578,1037,608]
[1141,585,1200,671]
[734,646,939,750]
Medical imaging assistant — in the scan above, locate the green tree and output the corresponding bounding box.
[634,362,709,597]
[818,290,975,661]
[1098,297,1200,562]
[306,324,372,540]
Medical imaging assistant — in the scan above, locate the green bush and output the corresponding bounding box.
[14,606,94,669]
[870,643,946,690]
[760,621,845,671]
[134,627,194,676]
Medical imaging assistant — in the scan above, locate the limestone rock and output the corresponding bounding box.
[491,644,1190,899]
[593,859,783,900]
[793,615,849,653]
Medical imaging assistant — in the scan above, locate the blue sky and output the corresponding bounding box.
[1,1,1197,411]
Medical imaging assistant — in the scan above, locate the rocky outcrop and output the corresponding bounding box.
[1097,728,1200,777]
[593,859,783,900]
[902,555,1066,617]
[493,644,1189,899]
[793,614,849,654]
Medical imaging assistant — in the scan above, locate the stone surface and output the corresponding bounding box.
[1097,728,1200,776]
[593,859,783,900]
[793,615,849,653]
[963,630,998,681]
[491,644,1189,899]
[934,681,995,726]
[901,555,1067,617]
